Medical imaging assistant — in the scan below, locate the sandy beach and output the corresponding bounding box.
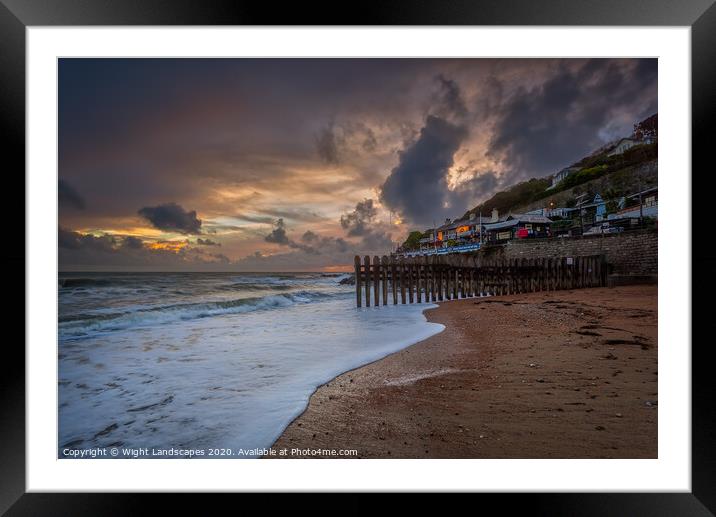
[269,285,657,458]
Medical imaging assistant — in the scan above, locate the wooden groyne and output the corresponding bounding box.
[354,254,607,307]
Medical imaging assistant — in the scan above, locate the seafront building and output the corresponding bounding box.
[399,185,657,257]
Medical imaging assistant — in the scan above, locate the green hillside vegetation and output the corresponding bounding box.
[460,177,552,220]
[402,121,658,248]
[462,142,657,220]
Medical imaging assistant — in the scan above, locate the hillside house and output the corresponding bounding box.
[483,214,552,243]
[419,213,484,251]
[614,186,658,219]
[548,166,580,189]
[607,137,640,156]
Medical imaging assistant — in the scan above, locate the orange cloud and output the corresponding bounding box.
[147,240,188,253]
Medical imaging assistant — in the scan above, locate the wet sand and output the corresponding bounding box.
[269,286,657,458]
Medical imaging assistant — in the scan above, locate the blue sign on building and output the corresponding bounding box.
[404,242,481,257]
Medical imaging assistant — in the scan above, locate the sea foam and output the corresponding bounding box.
[58,273,444,457]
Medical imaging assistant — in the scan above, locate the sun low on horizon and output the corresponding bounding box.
[58,58,657,272]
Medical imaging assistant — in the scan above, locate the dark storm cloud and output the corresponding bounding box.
[58,179,85,210]
[265,218,318,253]
[450,171,500,212]
[380,115,468,226]
[56,58,657,270]
[265,218,290,245]
[233,213,276,225]
[338,199,394,252]
[257,208,327,223]
[58,226,230,269]
[488,59,658,180]
[59,227,113,251]
[265,219,367,257]
[360,230,393,251]
[301,230,319,243]
[378,74,487,226]
[340,198,378,237]
[123,236,145,249]
[315,124,342,164]
[138,203,202,234]
[362,127,378,152]
[196,238,221,246]
[433,74,467,120]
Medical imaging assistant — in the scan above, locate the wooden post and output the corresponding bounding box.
[391,256,398,304]
[381,256,388,305]
[593,255,599,287]
[426,256,432,302]
[424,255,432,303]
[443,260,448,300]
[435,259,441,301]
[400,256,406,304]
[417,259,423,303]
[601,254,608,286]
[363,255,371,306]
[594,255,599,286]
[502,260,507,295]
[469,263,475,297]
[373,256,380,305]
[485,261,490,296]
[504,260,509,295]
[505,259,511,295]
[553,257,558,290]
[435,256,440,301]
[442,260,447,300]
[555,258,560,291]
[464,263,468,298]
[407,258,414,304]
[354,255,362,307]
[450,260,455,299]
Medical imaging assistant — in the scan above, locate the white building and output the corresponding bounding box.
[548,166,580,189]
[607,138,640,156]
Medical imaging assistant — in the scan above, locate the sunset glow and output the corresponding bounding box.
[59,58,656,271]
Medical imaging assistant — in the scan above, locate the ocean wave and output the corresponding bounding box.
[59,277,115,288]
[59,289,347,340]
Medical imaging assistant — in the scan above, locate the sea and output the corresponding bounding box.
[58,272,444,458]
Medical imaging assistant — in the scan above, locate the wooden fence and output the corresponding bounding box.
[354,254,607,307]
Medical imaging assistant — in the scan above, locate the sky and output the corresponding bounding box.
[58,58,657,272]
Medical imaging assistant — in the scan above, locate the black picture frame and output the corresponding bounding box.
[3,0,714,513]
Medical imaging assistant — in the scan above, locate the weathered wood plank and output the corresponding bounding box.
[400,256,406,304]
[354,255,362,307]
[373,255,380,305]
[407,258,414,304]
[391,255,398,304]
[363,255,371,306]
[381,256,388,305]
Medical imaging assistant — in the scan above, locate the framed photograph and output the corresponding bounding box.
[6,0,714,511]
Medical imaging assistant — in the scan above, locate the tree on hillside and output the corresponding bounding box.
[462,177,551,219]
[401,231,424,251]
[634,113,657,140]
